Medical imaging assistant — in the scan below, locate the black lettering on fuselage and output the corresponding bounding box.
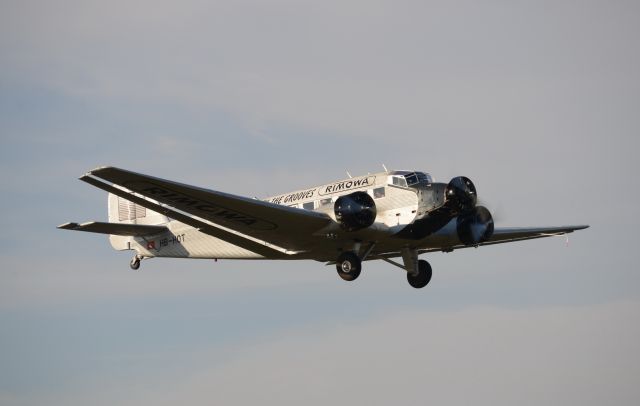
[270,188,316,205]
[319,176,375,196]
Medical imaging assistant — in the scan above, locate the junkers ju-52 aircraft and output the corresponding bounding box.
[59,167,588,288]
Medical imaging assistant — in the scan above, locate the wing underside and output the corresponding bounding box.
[78,166,334,257]
[419,225,589,255]
[366,225,588,260]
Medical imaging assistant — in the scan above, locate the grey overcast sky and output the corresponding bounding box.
[1,0,639,404]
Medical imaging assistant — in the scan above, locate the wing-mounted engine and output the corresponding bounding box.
[394,176,494,244]
[445,176,477,212]
[445,176,494,245]
[334,191,377,232]
[456,205,494,245]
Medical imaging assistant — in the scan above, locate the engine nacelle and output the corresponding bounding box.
[456,206,494,245]
[446,176,477,213]
[334,191,377,232]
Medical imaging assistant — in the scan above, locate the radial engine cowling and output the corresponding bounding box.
[446,176,477,212]
[334,191,377,232]
[456,206,494,245]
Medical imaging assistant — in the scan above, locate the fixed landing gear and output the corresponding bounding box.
[407,259,432,289]
[401,248,432,289]
[336,253,432,288]
[336,252,361,281]
[378,249,433,289]
[333,246,432,288]
[130,255,142,270]
[335,242,375,282]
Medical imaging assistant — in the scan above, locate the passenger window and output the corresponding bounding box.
[319,198,332,208]
[303,201,315,210]
[373,187,385,199]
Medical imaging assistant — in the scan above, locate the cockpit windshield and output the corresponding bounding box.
[405,173,419,185]
[390,171,432,188]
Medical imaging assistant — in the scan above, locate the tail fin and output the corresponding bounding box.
[107,193,169,251]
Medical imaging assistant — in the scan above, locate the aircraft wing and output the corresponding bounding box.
[418,225,589,254]
[481,225,589,245]
[80,166,334,254]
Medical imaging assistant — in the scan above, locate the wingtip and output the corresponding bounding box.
[563,225,589,233]
[79,166,117,181]
[86,165,114,174]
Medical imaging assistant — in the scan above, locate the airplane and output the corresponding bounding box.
[59,166,588,288]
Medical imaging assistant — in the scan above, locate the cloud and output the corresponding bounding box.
[3,1,637,223]
[29,300,640,406]
[142,301,640,406]
[3,0,638,143]
[0,254,333,311]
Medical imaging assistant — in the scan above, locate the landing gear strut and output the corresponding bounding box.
[130,255,142,270]
[336,252,361,281]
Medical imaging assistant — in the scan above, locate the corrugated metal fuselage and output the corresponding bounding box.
[112,171,460,261]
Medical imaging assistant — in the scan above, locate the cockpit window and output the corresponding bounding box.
[390,171,432,188]
[405,173,419,186]
[392,176,408,187]
[416,172,432,183]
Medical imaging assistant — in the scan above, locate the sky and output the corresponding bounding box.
[1,0,639,404]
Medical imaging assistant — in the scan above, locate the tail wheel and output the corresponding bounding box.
[336,252,362,281]
[407,259,432,289]
[130,256,141,270]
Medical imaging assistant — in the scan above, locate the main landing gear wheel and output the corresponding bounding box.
[130,255,141,270]
[407,259,432,289]
[336,252,361,281]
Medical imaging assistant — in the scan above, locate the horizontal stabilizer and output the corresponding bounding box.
[58,221,168,236]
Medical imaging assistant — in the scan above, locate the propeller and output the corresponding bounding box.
[446,176,477,212]
[445,176,495,245]
[457,206,494,245]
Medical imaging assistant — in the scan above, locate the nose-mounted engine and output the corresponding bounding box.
[445,176,494,245]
